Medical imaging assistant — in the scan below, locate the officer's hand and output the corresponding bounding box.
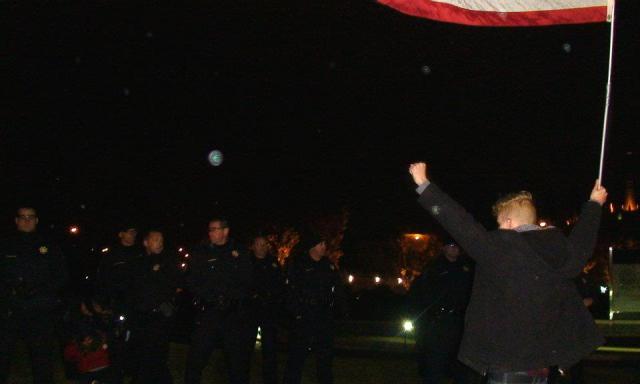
[409,163,429,186]
[589,179,608,206]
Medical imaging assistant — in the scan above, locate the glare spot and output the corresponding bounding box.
[208,150,224,166]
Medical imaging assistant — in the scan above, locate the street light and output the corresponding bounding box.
[348,275,354,283]
[374,276,381,284]
[69,226,80,235]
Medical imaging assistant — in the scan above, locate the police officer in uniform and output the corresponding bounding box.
[283,232,347,384]
[1,207,67,384]
[95,223,141,383]
[250,235,285,384]
[184,217,254,384]
[127,230,180,384]
[407,241,474,384]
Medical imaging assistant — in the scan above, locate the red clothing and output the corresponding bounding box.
[64,341,110,373]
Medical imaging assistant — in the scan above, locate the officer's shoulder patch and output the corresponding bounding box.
[39,246,48,255]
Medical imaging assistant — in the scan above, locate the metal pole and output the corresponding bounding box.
[597,0,617,183]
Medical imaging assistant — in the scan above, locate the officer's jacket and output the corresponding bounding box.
[0,232,67,313]
[95,243,141,307]
[127,251,180,313]
[407,255,473,319]
[251,255,285,306]
[186,240,253,303]
[285,254,346,318]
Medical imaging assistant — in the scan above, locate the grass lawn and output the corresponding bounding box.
[6,341,639,383]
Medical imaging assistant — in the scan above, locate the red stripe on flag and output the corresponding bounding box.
[378,0,608,26]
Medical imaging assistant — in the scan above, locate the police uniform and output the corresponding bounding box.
[126,250,180,384]
[407,252,474,384]
[282,251,346,384]
[251,255,285,384]
[184,240,254,384]
[0,231,67,384]
[94,242,142,383]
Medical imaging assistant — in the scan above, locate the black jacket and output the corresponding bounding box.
[285,254,347,320]
[186,240,253,305]
[95,243,141,310]
[417,183,604,373]
[407,254,473,321]
[252,255,285,307]
[127,251,180,314]
[0,232,67,315]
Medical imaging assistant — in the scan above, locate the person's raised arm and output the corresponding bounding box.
[564,180,607,276]
[409,162,495,264]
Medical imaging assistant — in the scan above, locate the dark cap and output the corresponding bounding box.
[117,222,138,233]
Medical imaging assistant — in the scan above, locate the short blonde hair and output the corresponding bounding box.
[492,191,537,225]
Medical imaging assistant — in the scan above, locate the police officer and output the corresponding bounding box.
[1,206,67,384]
[95,223,140,315]
[184,217,254,384]
[94,223,141,383]
[283,232,347,384]
[407,241,474,384]
[250,235,285,384]
[127,229,180,384]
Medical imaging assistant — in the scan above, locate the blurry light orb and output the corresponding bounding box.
[374,276,381,284]
[421,65,432,75]
[208,150,224,166]
[562,43,572,53]
[402,320,414,332]
[348,275,354,283]
[69,226,80,234]
[397,277,403,285]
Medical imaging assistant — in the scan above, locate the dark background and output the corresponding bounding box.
[3,1,638,252]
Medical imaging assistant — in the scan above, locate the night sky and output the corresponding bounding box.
[3,1,639,248]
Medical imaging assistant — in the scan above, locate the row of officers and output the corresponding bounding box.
[1,207,348,384]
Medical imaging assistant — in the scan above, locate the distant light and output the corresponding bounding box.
[348,275,354,283]
[600,286,608,294]
[101,247,109,253]
[617,213,623,221]
[374,276,381,284]
[421,65,431,75]
[180,263,187,269]
[184,253,190,258]
[402,320,414,332]
[562,43,572,53]
[539,221,547,227]
[256,326,262,341]
[84,275,89,280]
[119,315,125,321]
[208,150,224,166]
[69,226,80,234]
[178,247,184,252]
[565,220,571,226]
[397,277,403,285]
[414,235,421,240]
[609,203,615,214]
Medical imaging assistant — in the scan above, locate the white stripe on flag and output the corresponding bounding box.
[431,0,608,13]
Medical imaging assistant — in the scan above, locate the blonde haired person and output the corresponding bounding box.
[408,162,607,384]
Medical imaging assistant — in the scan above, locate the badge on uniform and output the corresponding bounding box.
[39,246,48,255]
[153,264,161,271]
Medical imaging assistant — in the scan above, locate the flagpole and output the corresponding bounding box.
[598,0,616,183]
